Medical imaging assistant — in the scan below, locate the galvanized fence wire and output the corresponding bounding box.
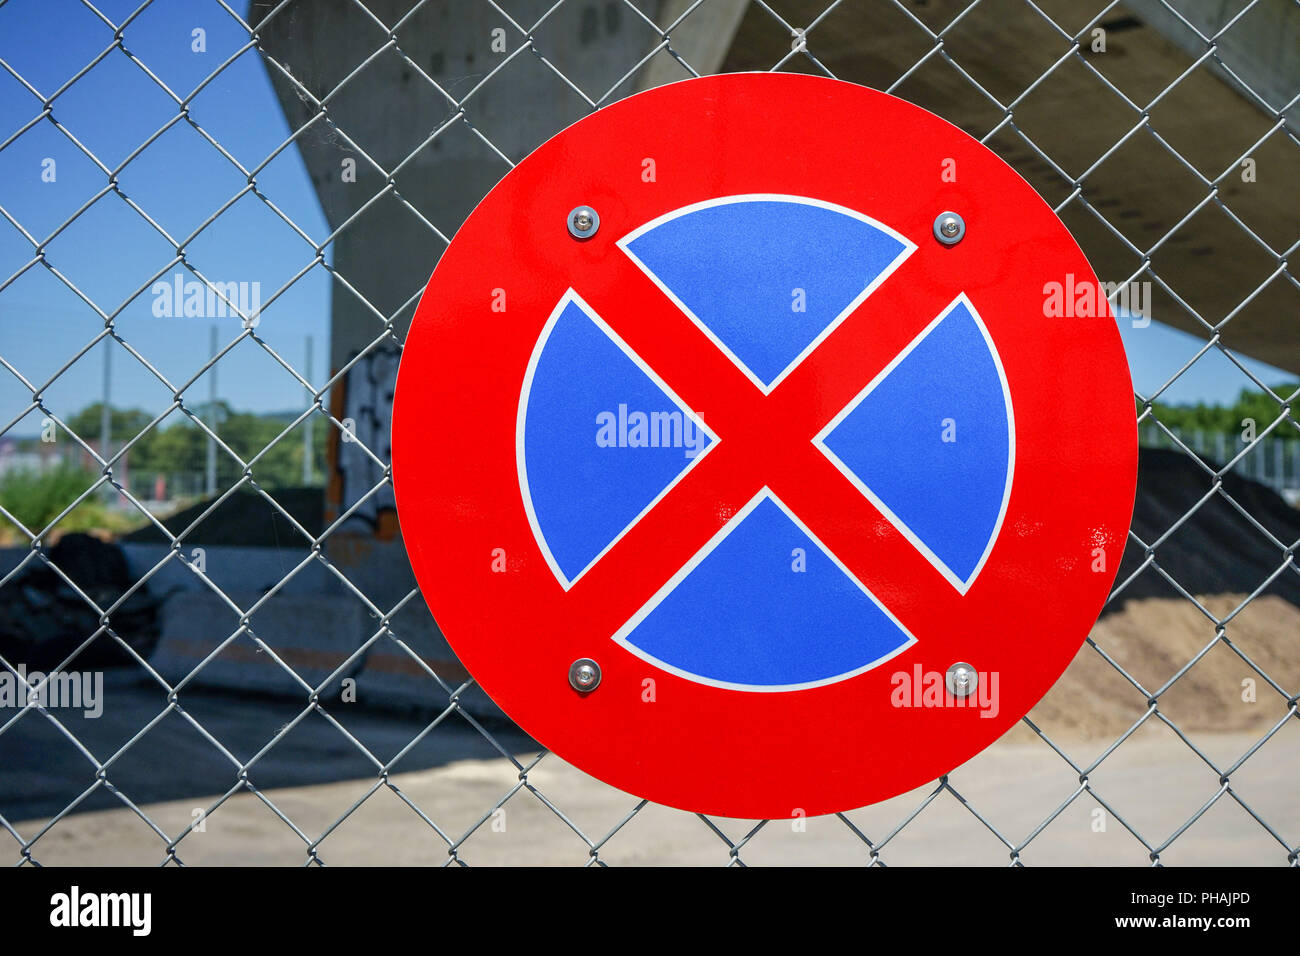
[0,0,1296,865]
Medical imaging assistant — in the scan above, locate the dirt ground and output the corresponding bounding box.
[12,725,1297,866]
[9,593,1297,866]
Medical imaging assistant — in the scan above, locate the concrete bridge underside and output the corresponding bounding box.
[256,0,1300,378]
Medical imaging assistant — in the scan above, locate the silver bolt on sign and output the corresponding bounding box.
[569,658,601,692]
[945,662,979,697]
[933,211,965,245]
[568,205,600,240]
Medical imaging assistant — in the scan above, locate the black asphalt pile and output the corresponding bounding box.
[1110,448,1300,611]
[121,487,324,547]
[0,534,168,670]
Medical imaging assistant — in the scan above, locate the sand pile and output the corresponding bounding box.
[1031,448,1300,738]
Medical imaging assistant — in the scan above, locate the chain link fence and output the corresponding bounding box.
[1,0,1298,865]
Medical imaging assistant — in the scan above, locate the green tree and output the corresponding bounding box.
[1149,384,1299,439]
[64,402,153,442]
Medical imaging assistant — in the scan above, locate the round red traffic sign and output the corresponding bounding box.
[392,73,1137,819]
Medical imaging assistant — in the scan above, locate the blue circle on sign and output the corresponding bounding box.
[518,196,1013,690]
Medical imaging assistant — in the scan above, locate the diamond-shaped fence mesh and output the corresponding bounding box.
[0,0,1297,865]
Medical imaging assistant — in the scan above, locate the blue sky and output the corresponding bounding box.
[0,0,1293,443]
[0,0,330,437]
[1119,318,1294,404]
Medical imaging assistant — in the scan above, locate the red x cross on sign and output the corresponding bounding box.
[393,73,1137,817]
[566,233,978,629]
